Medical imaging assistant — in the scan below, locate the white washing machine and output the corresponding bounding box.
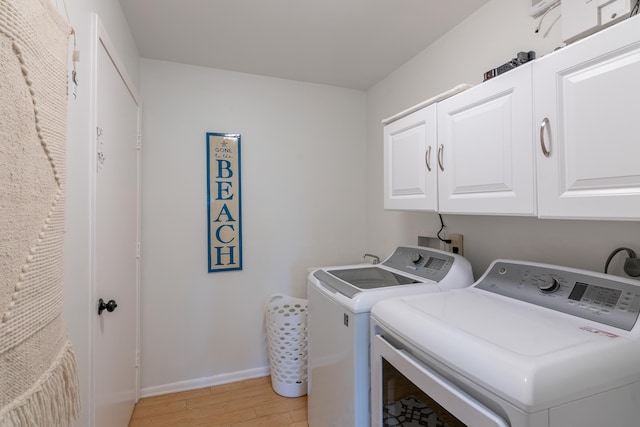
[307,245,473,427]
[371,259,640,427]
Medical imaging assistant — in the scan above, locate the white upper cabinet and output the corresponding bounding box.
[437,63,536,215]
[383,104,438,211]
[383,15,640,219]
[535,15,640,220]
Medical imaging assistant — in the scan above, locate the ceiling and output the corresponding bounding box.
[119,0,491,91]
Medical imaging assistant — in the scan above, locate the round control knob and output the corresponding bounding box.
[411,254,423,264]
[537,275,559,293]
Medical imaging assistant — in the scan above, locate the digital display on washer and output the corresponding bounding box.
[425,257,446,270]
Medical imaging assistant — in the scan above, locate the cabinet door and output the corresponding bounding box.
[437,64,535,215]
[383,104,438,211]
[535,15,640,220]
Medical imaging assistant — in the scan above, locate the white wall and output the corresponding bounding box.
[138,59,367,394]
[61,0,139,425]
[366,0,640,278]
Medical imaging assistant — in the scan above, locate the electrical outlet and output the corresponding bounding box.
[448,234,463,255]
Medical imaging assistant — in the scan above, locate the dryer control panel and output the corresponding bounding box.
[476,260,640,331]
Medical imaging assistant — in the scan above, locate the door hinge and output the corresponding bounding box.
[137,133,142,150]
[136,242,141,259]
[136,352,141,367]
[96,126,105,170]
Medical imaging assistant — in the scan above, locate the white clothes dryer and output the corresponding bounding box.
[371,259,640,427]
[307,245,473,427]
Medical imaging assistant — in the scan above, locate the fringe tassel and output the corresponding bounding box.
[0,341,80,427]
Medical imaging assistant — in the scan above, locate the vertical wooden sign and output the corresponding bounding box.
[207,132,242,272]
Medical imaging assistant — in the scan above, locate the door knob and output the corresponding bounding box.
[98,298,118,315]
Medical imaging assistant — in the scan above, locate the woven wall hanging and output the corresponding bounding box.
[0,0,80,425]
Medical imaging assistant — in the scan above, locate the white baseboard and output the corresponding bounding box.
[140,366,270,398]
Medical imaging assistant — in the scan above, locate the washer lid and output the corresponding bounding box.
[327,266,419,289]
[314,267,420,298]
[314,245,472,299]
[372,288,640,413]
[308,246,474,313]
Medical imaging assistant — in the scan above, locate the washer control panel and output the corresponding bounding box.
[383,246,455,282]
[476,260,640,331]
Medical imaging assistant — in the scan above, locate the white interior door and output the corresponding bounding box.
[93,17,141,427]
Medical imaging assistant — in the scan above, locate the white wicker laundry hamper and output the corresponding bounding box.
[265,294,308,397]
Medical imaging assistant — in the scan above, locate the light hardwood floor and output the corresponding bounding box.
[128,376,307,427]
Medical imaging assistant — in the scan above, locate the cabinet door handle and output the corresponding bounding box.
[437,144,445,172]
[425,145,432,172]
[540,117,551,157]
